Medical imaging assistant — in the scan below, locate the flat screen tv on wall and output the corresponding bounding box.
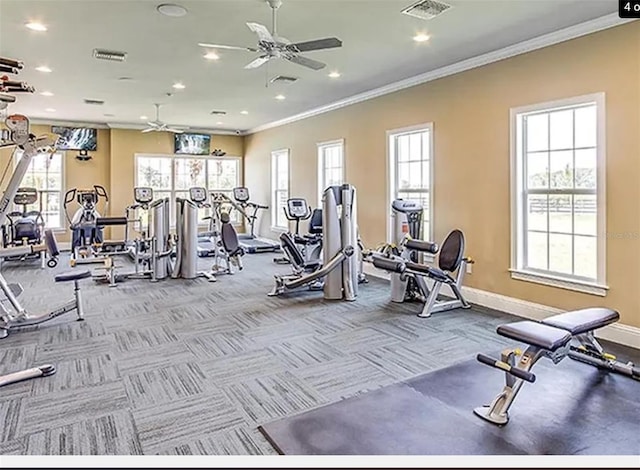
[51,126,98,151]
[174,133,211,155]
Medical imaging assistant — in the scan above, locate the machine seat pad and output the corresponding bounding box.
[405,239,439,254]
[96,217,128,226]
[372,255,405,273]
[497,321,571,351]
[542,308,620,335]
[55,270,91,282]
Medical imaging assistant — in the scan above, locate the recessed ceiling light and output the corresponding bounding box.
[35,65,52,73]
[216,121,224,125]
[45,108,56,112]
[40,91,54,97]
[275,94,286,101]
[203,51,220,60]
[413,33,431,43]
[140,115,148,120]
[157,3,188,17]
[26,21,47,32]
[240,110,249,115]
[172,82,186,90]
[328,71,341,78]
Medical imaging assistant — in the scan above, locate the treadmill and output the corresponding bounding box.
[232,187,281,254]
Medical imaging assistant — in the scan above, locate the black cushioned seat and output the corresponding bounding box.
[405,262,453,283]
[54,270,91,282]
[542,308,619,335]
[497,321,571,351]
[372,255,405,274]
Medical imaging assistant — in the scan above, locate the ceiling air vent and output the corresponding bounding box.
[210,110,227,115]
[93,49,127,62]
[270,75,298,85]
[84,99,105,105]
[401,0,452,20]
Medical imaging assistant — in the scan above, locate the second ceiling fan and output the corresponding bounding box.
[198,0,342,71]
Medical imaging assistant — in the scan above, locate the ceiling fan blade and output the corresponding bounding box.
[288,37,342,53]
[198,42,257,52]
[141,128,155,133]
[167,128,184,134]
[287,54,327,71]
[244,56,271,69]
[246,22,275,44]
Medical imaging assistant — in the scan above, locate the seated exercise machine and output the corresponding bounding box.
[269,184,363,300]
[0,59,91,388]
[372,199,473,318]
[474,307,640,425]
[1,187,57,268]
[274,198,322,266]
[190,187,244,276]
[231,187,281,254]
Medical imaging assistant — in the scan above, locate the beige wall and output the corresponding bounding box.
[244,23,640,327]
[1,123,243,242]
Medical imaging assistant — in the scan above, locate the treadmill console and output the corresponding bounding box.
[134,187,154,204]
[233,187,250,203]
[189,187,208,204]
[287,198,309,218]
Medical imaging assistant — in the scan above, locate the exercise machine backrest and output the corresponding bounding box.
[309,209,323,235]
[438,229,465,273]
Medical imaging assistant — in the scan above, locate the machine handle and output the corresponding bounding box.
[476,353,536,383]
[0,57,22,69]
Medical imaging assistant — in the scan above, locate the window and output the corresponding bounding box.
[14,150,64,229]
[511,93,606,295]
[135,154,242,224]
[271,149,290,230]
[388,124,433,243]
[317,139,345,205]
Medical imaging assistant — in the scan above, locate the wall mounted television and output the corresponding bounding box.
[174,133,211,155]
[51,126,98,151]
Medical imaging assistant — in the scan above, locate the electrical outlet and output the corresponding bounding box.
[466,263,473,274]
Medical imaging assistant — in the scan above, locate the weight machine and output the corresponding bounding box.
[0,55,90,388]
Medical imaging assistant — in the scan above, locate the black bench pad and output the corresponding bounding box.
[372,255,405,273]
[542,308,619,335]
[55,270,91,282]
[497,321,571,351]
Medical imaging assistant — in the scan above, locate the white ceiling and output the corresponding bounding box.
[0,0,617,133]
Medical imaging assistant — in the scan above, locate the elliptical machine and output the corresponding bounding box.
[64,185,108,258]
[1,187,57,267]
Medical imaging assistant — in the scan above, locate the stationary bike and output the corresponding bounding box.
[274,198,322,266]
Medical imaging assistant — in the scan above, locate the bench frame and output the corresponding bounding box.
[475,313,639,425]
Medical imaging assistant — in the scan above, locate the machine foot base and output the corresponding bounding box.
[473,406,508,425]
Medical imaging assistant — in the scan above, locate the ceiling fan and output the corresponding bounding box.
[142,103,185,133]
[198,0,342,71]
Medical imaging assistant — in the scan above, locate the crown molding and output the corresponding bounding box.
[29,118,110,129]
[247,14,636,135]
[29,118,242,136]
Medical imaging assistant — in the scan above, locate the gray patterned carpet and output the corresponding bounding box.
[0,252,518,455]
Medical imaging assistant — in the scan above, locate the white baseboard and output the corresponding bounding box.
[363,264,640,349]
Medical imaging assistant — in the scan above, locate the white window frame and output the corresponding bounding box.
[317,139,345,206]
[134,153,243,225]
[510,93,607,296]
[386,123,434,246]
[13,149,65,231]
[271,149,290,231]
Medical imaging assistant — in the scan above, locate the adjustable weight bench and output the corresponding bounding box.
[475,308,640,425]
